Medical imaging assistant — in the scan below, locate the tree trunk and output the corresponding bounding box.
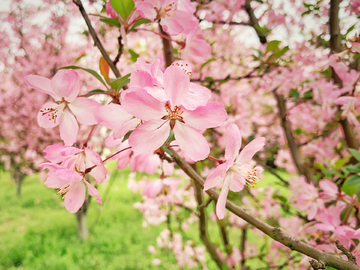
[76,197,89,240]
[13,168,24,197]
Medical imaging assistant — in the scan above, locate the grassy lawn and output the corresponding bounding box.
[0,167,181,270]
[0,164,291,270]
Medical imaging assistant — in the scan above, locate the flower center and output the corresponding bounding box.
[39,100,67,123]
[159,101,185,129]
[57,182,76,198]
[155,2,176,19]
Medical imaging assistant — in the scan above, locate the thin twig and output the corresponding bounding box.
[73,0,121,78]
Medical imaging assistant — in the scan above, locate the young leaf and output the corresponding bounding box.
[349,148,360,162]
[110,0,134,21]
[266,40,281,53]
[99,57,110,83]
[61,65,107,86]
[110,73,131,91]
[346,174,360,186]
[100,18,121,27]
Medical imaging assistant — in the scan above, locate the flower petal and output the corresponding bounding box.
[163,65,190,106]
[84,180,102,204]
[43,144,67,163]
[68,97,100,125]
[235,137,265,164]
[64,182,86,213]
[172,122,209,161]
[59,110,79,146]
[122,87,165,120]
[216,178,230,220]
[225,123,242,160]
[182,102,227,131]
[25,75,58,100]
[203,163,228,190]
[51,69,80,102]
[129,119,170,154]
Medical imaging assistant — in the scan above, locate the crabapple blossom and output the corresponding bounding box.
[25,70,100,146]
[204,123,265,219]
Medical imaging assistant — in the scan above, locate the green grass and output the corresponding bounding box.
[0,168,180,270]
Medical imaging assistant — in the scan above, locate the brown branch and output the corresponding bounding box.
[159,24,174,67]
[198,197,212,209]
[73,0,121,78]
[335,240,357,264]
[240,226,248,268]
[329,0,359,152]
[113,35,123,66]
[215,208,232,255]
[193,177,224,269]
[169,147,360,270]
[274,92,313,182]
[243,0,267,44]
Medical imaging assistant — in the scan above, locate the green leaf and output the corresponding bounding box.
[110,0,134,21]
[346,22,357,36]
[201,58,216,70]
[61,65,106,86]
[128,49,139,62]
[344,164,360,174]
[349,148,360,162]
[354,53,360,59]
[347,175,360,186]
[266,40,281,53]
[110,73,131,91]
[100,18,121,27]
[122,130,133,142]
[86,89,107,95]
[303,89,313,99]
[131,18,151,29]
[342,178,356,196]
[289,88,300,99]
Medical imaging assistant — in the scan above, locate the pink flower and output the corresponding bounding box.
[135,0,198,35]
[41,163,102,213]
[40,144,107,213]
[122,64,227,161]
[25,69,100,146]
[203,123,265,219]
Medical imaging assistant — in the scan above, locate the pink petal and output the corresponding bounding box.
[59,110,79,146]
[203,163,228,190]
[25,75,58,100]
[68,97,100,125]
[216,178,230,220]
[122,87,165,120]
[129,119,170,154]
[64,182,86,213]
[96,103,133,129]
[51,69,80,102]
[225,124,242,160]
[44,171,69,188]
[113,118,139,139]
[235,137,265,164]
[171,11,198,34]
[334,96,355,105]
[228,171,245,192]
[135,2,157,20]
[129,70,154,88]
[172,122,209,161]
[143,179,163,198]
[182,102,227,130]
[43,144,67,163]
[90,166,108,184]
[55,168,83,182]
[182,83,211,110]
[84,180,102,204]
[160,17,184,36]
[163,65,190,106]
[60,147,82,156]
[37,102,63,128]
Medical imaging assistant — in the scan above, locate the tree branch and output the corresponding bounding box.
[169,147,360,270]
[159,24,174,67]
[193,178,224,269]
[329,0,359,152]
[243,0,267,44]
[72,0,121,78]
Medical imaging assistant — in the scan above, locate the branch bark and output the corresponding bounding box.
[329,0,359,151]
[73,0,121,78]
[169,147,360,270]
[159,24,174,67]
